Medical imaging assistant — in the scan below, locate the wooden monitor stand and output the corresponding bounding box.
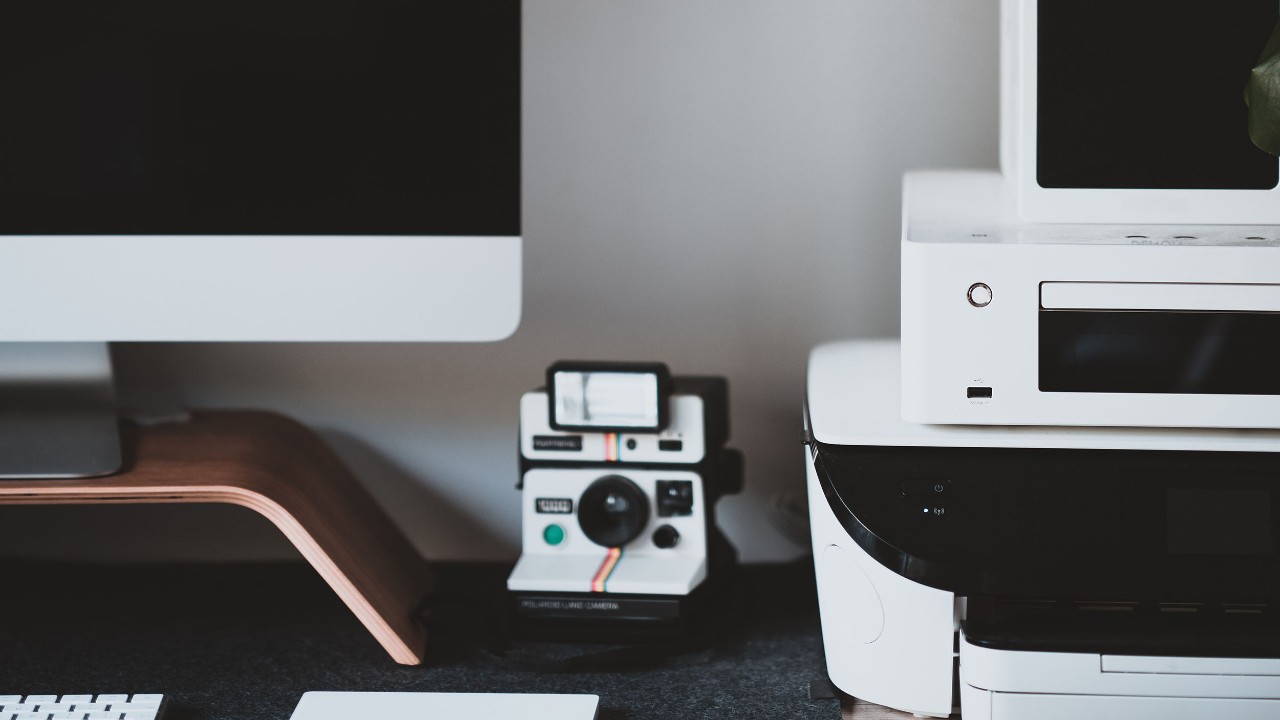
[0,411,433,665]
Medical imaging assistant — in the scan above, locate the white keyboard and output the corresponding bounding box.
[0,694,166,720]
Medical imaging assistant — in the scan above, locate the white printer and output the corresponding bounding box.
[807,340,1280,719]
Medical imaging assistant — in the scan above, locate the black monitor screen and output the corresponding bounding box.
[1037,0,1278,190]
[0,1,520,236]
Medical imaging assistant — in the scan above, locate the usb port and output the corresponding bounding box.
[967,386,992,399]
[658,439,684,451]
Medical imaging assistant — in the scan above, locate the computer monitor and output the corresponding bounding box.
[1002,0,1280,223]
[0,1,522,477]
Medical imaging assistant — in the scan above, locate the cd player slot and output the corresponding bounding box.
[1040,282,1280,312]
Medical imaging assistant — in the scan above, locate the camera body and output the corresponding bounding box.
[507,363,741,634]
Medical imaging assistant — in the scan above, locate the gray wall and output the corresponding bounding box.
[0,0,998,564]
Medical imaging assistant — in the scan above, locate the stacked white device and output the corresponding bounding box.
[808,1,1280,717]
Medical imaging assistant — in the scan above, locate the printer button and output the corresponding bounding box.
[901,479,951,498]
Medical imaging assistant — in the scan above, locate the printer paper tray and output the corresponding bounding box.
[972,693,1280,720]
[961,634,1280,720]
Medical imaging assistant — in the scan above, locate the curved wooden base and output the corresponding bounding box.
[0,411,433,665]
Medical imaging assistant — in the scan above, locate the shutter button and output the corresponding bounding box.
[652,525,681,549]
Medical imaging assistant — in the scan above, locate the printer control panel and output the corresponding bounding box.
[812,442,1280,600]
[899,479,952,519]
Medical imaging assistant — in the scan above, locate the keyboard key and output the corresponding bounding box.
[131,694,165,706]
[61,695,93,703]
[97,694,130,703]
[25,695,57,703]
[0,696,21,703]
[52,713,83,720]
[124,710,160,720]
[89,712,122,720]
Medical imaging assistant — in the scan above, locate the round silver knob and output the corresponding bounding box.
[967,283,992,307]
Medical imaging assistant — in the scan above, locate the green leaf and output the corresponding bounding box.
[1246,20,1280,156]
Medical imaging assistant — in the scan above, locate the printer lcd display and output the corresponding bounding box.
[1166,488,1274,557]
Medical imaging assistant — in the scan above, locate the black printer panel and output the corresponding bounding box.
[813,442,1280,602]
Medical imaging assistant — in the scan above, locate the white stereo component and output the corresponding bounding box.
[807,339,1280,718]
[1001,0,1280,224]
[901,169,1280,429]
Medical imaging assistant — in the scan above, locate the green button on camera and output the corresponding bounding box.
[543,523,566,546]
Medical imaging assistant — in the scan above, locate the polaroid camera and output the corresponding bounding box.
[507,362,741,636]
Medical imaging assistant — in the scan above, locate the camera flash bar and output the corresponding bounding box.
[547,361,672,432]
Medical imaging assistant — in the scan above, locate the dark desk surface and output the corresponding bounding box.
[0,560,838,720]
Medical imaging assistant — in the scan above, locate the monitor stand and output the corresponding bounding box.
[0,343,121,479]
[0,347,434,663]
[0,409,434,665]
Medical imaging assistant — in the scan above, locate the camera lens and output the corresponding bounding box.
[578,475,650,548]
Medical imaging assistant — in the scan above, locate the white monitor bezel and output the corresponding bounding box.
[0,235,521,341]
[1002,0,1280,225]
